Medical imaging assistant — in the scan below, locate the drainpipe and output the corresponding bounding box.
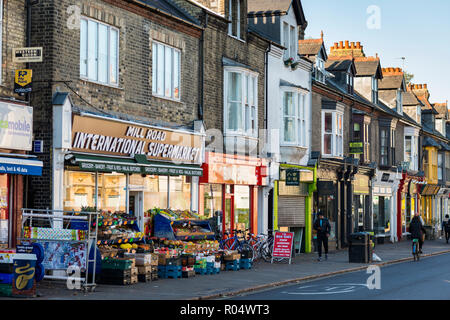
[25,0,39,104]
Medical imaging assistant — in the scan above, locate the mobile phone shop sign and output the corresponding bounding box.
[0,102,33,151]
[272,232,294,260]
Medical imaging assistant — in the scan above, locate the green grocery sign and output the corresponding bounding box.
[349,142,364,155]
[79,161,203,176]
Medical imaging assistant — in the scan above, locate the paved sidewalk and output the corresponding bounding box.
[6,238,450,300]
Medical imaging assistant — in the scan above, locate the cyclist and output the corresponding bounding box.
[409,212,426,254]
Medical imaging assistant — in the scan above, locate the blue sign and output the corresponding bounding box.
[33,140,43,153]
[0,162,42,176]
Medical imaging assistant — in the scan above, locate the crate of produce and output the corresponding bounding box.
[225,260,240,271]
[182,270,196,278]
[206,262,215,269]
[0,284,12,297]
[134,253,158,266]
[181,255,196,267]
[138,274,152,283]
[101,259,134,270]
[0,273,13,285]
[166,257,182,266]
[130,275,138,284]
[100,268,132,278]
[130,267,138,276]
[223,253,241,261]
[137,266,153,275]
[151,272,158,281]
[194,267,207,275]
[240,258,253,270]
[158,254,168,266]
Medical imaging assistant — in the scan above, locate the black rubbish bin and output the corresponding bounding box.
[348,232,370,263]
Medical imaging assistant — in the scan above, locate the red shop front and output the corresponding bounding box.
[198,152,267,235]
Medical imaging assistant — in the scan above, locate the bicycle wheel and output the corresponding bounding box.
[260,241,273,262]
[223,238,237,250]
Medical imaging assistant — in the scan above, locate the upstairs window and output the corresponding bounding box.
[80,17,119,85]
[282,22,297,62]
[372,77,378,104]
[322,110,343,157]
[405,135,418,171]
[352,120,370,163]
[315,58,326,83]
[380,126,396,167]
[228,0,241,40]
[438,153,443,180]
[282,91,307,147]
[152,41,181,100]
[346,72,354,94]
[224,68,258,137]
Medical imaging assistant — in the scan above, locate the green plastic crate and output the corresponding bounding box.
[101,259,133,270]
[0,284,12,297]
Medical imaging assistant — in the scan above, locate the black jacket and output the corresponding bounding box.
[409,216,425,239]
[313,217,331,237]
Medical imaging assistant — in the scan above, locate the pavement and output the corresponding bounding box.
[5,237,450,300]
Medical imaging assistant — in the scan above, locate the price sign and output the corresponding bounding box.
[271,231,294,264]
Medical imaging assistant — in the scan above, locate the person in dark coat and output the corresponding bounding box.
[409,212,426,253]
[443,214,450,244]
[313,211,331,261]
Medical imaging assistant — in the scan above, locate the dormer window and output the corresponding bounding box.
[346,72,354,94]
[282,22,297,62]
[372,77,378,104]
[315,58,325,83]
[396,89,403,114]
[227,0,241,40]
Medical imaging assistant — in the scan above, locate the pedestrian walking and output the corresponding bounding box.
[443,214,450,244]
[313,211,331,261]
[410,212,426,254]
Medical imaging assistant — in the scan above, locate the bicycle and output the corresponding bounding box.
[412,238,420,261]
[220,229,255,260]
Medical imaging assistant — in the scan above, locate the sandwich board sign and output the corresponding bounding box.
[271,231,294,264]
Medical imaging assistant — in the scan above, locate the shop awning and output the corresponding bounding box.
[0,157,43,176]
[420,184,440,196]
[67,153,203,176]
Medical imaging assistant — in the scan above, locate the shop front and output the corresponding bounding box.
[57,111,204,239]
[420,184,441,238]
[372,169,400,243]
[0,101,42,249]
[198,152,268,236]
[274,165,316,254]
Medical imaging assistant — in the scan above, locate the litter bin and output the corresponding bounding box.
[349,233,370,263]
[12,253,37,298]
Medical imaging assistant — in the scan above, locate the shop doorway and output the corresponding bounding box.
[221,185,251,235]
[129,191,144,231]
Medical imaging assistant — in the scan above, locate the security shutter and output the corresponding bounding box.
[278,196,305,227]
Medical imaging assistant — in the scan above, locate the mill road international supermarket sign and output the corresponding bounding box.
[71,115,203,165]
[0,102,33,151]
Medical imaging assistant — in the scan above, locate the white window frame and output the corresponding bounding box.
[228,0,242,40]
[438,153,444,180]
[282,21,297,62]
[281,89,308,147]
[80,16,119,86]
[152,41,181,101]
[315,58,325,83]
[224,67,258,138]
[321,109,344,157]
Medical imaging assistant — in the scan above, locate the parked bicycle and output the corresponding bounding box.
[219,229,255,260]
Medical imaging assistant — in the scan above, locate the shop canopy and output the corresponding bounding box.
[420,184,440,196]
[0,156,43,176]
[67,153,203,176]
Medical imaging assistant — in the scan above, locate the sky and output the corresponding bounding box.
[302,0,450,105]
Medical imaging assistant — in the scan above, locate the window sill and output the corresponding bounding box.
[322,154,344,160]
[280,143,307,149]
[224,132,258,140]
[228,34,246,43]
[80,78,122,90]
[151,94,182,104]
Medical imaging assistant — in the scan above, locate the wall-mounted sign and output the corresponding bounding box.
[14,69,33,94]
[71,115,203,165]
[0,102,33,151]
[33,140,43,153]
[13,47,43,63]
[349,141,364,155]
[285,169,300,186]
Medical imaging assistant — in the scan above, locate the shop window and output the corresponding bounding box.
[63,171,96,211]
[224,68,258,137]
[199,184,223,219]
[234,185,250,232]
[317,194,335,240]
[143,175,168,211]
[169,176,191,211]
[373,196,391,234]
[152,41,181,100]
[0,174,8,245]
[80,17,119,85]
[98,173,126,212]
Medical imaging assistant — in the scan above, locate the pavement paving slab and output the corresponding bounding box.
[3,238,450,300]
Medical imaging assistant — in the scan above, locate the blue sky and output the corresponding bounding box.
[302,0,450,104]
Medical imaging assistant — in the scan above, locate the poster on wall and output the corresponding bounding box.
[38,241,87,271]
[0,101,33,151]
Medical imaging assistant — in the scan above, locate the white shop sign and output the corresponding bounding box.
[0,102,33,151]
